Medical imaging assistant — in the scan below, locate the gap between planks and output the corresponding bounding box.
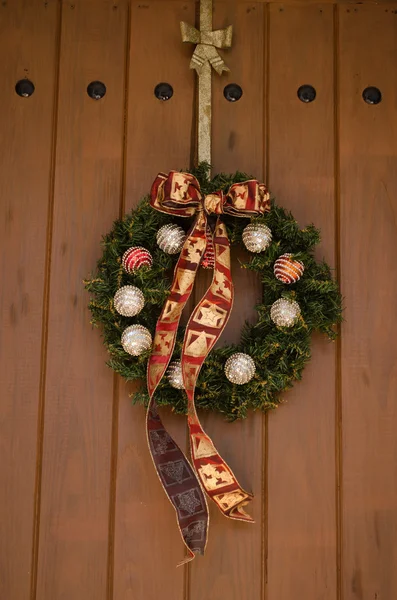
[30,3,64,600]
[262,3,270,600]
[333,5,343,600]
[106,2,133,599]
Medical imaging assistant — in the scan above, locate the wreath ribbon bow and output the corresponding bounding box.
[146,171,270,562]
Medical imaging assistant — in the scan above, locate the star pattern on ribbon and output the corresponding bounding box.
[145,171,270,562]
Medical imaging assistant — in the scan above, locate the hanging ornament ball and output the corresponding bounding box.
[113,285,145,317]
[121,324,152,356]
[122,247,153,273]
[274,253,304,284]
[242,223,272,253]
[156,224,186,254]
[270,298,301,327]
[224,353,256,385]
[166,360,185,390]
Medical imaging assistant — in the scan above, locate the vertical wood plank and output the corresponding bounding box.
[113,3,195,598]
[212,2,265,177]
[267,5,337,600]
[339,5,397,599]
[190,4,265,599]
[36,2,127,599]
[0,2,59,599]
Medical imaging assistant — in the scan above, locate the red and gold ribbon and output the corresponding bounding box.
[146,171,270,561]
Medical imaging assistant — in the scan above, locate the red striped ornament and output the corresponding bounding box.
[122,247,153,274]
[274,253,304,284]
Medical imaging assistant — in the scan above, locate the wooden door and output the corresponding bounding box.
[1,1,396,599]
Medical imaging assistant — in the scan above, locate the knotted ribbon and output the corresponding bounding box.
[146,171,270,562]
[180,21,232,75]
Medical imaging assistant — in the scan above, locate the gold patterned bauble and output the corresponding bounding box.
[274,253,304,284]
[121,324,152,356]
[166,360,184,389]
[270,298,301,327]
[242,223,272,253]
[113,285,145,317]
[156,224,186,254]
[224,353,256,385]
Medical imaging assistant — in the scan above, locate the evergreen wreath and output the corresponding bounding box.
[85,164,342,420]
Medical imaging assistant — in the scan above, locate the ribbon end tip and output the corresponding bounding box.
[229,503,255,523]
[238,514,255,523]
[177,550,197,567]
[246,517,255,524]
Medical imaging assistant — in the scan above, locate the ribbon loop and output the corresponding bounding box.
[150,172,202,217]
[224,181,271,216]
[180,21,201,45]
[147,172,270,559]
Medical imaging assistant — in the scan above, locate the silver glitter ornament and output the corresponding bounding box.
[166,360,184,389]
[121,324,152,356]
[224,353,256,385]
[242,223,272,253]
[270,298,301,327]
[113,285,145,317]
[156,224,186,254]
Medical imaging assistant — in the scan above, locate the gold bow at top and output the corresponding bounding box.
[180,21,232,75]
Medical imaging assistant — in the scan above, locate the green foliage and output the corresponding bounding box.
[85,164,342,420]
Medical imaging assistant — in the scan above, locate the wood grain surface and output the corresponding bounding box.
[339,5,397,600]
[1,2,396,600]
[190,4,265,599]
[266,5,337,599]
[35,2,127,599]
[113,3,195,598]
[0,2,60,599]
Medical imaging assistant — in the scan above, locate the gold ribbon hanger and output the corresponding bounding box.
[180,0,232,167]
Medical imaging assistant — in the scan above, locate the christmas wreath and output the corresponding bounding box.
[85,164,342,421]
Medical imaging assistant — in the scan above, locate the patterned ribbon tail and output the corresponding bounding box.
[146,172,270,558]
[146,209,210,561]
[146,398,209,563]
[182,218,254,522]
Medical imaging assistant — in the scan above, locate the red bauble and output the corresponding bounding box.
[122,247,153,273]
[274,253,304,284]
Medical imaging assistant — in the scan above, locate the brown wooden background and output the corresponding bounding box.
[1,1,397,599]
